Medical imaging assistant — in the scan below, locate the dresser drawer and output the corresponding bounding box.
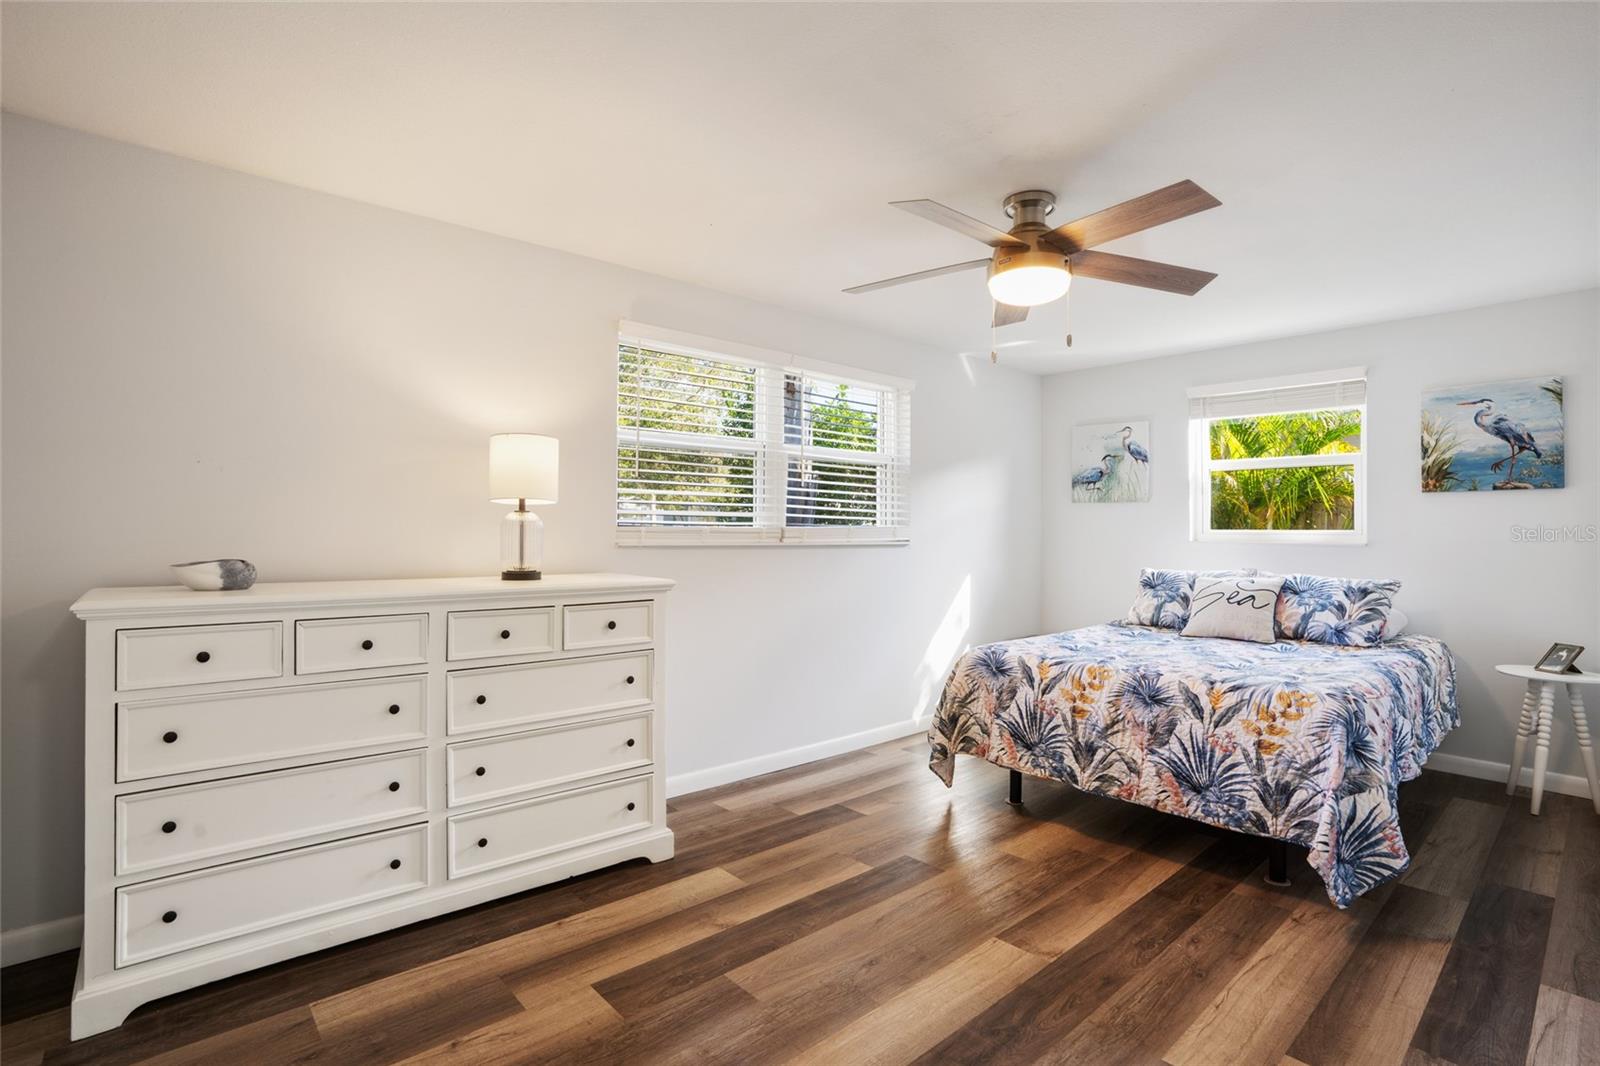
[117,674,427,781]
[116,824,427,966]
[563,601,652,651]
[116,622,283,692]
[447,712,652,807]
[447,651,651,735]
[295,614,428,675]
[116,749,428,875]
[447,607,556,662]
[447,775,652,878]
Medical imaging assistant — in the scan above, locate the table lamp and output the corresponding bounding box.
[489,433,558,580]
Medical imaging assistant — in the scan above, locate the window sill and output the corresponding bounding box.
[616,528,909,548]
[1192,529,1368,547]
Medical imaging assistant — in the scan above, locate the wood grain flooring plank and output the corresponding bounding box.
[1287,884,1468,1066]
[997,825,1214,957]
[535,976,759,1066]
[1039,885,1294,1065]
[1411,882,1554,1066]
[1542,802,1600,1000]
[500,853,870,996]
[1403,799,1508,901]
[134,1007,321,1066]
[0,1006,67,1066]
[783,937,1050,1066]
[396,984,622,1066]
[1165,885,1390,1066]
[1482,802,1571,897]
[308,866,742,1034]
[298,978,523,1066]
[594,855,941,1016]
[909,861,1239,1066]
[1524,984,1600,1066]
[728,846,1100,1004]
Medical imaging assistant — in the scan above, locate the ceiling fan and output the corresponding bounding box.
[844,180,1221,329]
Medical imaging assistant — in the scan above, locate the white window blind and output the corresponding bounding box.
[616,324,911,545]
[1187,367,1367,420]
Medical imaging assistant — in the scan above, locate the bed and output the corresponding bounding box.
[927,621,1458,907]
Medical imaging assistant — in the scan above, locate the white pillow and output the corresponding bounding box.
[1383,606,1410,640]
[1182,572,1286,643]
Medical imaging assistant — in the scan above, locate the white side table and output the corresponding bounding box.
[1497,664,1600,816]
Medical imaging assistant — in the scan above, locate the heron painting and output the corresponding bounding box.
[1421,377,1564,491]
[1071,419,1151,502]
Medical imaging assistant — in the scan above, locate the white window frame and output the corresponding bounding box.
[1187,367,1368,546]
[616,322,913,547]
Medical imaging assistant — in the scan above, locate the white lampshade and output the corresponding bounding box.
[489,433,559,505]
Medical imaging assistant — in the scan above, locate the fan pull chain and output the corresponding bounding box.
[990,316,998,364]
[1065,285,1073,349]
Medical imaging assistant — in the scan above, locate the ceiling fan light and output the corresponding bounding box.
[987,250,1071,307]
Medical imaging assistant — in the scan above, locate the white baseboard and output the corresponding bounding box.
[1425,752,1593,800]
[1,913,82,967]
[666,716,931,798]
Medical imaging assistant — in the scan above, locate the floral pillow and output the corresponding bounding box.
[1125,569,1193,629]
[1275,574,1402,647]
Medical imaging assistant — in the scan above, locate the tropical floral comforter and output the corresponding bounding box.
[927,623,1458,906]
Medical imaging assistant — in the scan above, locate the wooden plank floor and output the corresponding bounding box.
[3,734,1597,1065]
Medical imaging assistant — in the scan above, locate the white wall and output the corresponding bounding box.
[1043,288,1599,780]
[0,116,1044,939]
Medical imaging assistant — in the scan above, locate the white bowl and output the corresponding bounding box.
[170,559,257,591]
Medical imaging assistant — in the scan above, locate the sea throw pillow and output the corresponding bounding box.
[1275,574,1402,647]
[1125,568,1193,629]
[1181,572,1286,643]
[1382,606,1410,640]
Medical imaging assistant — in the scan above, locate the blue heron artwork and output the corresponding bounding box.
[1421,377,1564,492]
[1071,419,1151,502]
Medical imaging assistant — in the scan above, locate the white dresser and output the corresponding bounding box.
[68,573,674,1039]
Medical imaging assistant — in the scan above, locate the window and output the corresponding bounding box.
[616,322,911,545]
[1188,368,1367,544]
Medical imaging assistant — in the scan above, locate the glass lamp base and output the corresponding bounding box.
[500,506,544,581]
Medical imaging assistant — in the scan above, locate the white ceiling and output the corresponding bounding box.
[3,3,1596,374]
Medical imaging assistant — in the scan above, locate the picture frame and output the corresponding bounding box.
[1534,642,1584,675]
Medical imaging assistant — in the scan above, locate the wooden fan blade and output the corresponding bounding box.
[1042,180,1220,253]
[842,258,990,295]
[993,302,1029,327]
[1069,250,1217,295]
[892,199,1025,248]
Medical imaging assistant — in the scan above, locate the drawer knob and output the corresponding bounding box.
[162,730,179,744]
[389,859,402,870]
[361,639,374,651]
[476,695,487,705]
[607,620,617,631]
[388,781,400,792]
[626,738,636,747]
[626,802,636,811]
[475,766,486,777]
[477,837,488,848]
[162,910,177,924]
[388,704,401,715]
[626,676,636,685]
[500,629,511,640]
[162,820,177,834]
[194,651,211,664]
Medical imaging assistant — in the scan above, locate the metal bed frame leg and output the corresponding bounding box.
[1007,769,1023,805]
[1265,839,1291,886]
